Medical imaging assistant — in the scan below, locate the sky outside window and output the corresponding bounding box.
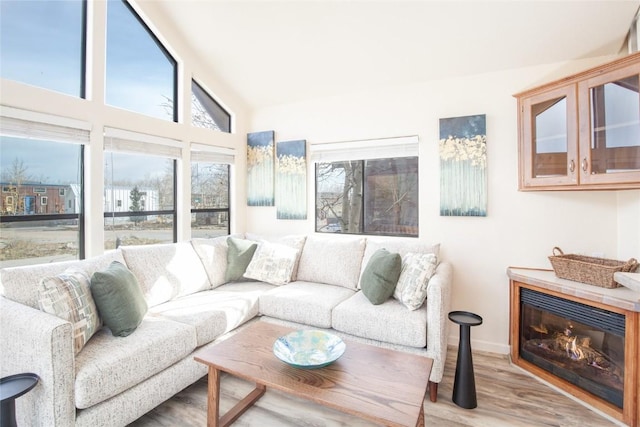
[106,0,176,121]
[0,0,85,97]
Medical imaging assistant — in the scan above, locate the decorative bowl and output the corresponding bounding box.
[273,330,346,369]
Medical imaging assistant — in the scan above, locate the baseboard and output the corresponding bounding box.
[446,335,510,355]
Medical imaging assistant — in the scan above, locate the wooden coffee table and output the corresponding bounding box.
[194,321,433,427]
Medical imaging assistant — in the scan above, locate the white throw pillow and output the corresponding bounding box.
[296,235,366,289]
[244,241,300,286]
[191,236,228,288]
[393,252,438,310]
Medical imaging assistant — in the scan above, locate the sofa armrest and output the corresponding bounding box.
[425,261,453,384]
[0,297,76,426]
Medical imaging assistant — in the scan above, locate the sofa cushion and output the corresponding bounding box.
[332,291,428,348]
[74,316,196,409]
[360,248,402,305]
[259,281,355,328]
[244,241,300,286]
[191,236,229,289]
[296,235,366,289]
[90,261,148,337]
[358,237,439,289]
[148,282,274,346]
[120,242,210,307]
[225,237,258,282]
[394,252,438,310]
[37,268,102,355]
[1,250,126,309]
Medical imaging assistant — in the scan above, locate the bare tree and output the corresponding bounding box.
[316,161,362,233]
[161,94,221,130]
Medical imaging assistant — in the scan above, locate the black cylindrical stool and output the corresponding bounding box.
[1,373,39,427]
[448,311,483,409]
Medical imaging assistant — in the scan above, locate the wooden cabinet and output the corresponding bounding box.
[516,52,640,190]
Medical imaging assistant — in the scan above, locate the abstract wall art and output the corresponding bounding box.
[247,130,275,206]
[276,139,307,220]
[439,114,487,216]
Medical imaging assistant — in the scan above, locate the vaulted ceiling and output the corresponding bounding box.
[140,1,639,109]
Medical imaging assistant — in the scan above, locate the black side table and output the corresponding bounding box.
[448,311,483,409]
[1,373,39,427]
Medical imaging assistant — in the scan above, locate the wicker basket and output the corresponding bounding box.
[548,247,639,289]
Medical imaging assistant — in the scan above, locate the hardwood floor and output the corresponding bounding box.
[130,348,622,427]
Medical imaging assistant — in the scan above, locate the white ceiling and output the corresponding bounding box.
[142,0,639,109]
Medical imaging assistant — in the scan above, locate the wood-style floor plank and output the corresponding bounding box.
[129,348,622,427]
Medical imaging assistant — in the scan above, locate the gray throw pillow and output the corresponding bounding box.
[90,261,148,337]
[361,248,402,305]
[225,237,258,282]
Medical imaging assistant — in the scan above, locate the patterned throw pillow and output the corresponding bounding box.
[38,268,102,355]
[244,241,300,286]
[394,252,438,310]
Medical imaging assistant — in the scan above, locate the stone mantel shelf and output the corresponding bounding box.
[507,268,640,313]
[614,272,640,293]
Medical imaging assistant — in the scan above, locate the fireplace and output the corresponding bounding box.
[508,269,639,426]
[519,288,625,408]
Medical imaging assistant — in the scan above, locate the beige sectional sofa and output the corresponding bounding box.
[0,233,452,426]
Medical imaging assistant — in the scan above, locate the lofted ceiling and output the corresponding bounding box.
[140,0,639,109]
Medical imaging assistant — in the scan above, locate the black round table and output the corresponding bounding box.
[1,373,39,427]
[448,311,483,409]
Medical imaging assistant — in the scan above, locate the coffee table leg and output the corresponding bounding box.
[416,404,425,427]
[207,366,267,427]
[207,367,221,427]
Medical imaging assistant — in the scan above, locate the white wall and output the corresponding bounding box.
[247,57,640,353]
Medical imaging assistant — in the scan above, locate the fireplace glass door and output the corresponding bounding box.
[519,288,625,408]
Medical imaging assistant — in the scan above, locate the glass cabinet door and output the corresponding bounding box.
[521,85,578,188]
[578,64,640,185]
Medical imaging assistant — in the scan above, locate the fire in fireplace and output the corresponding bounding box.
[519,288,625,408]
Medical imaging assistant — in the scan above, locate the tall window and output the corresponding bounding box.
[191,80,231,132]
[190,147,233,238]
[313,137,419,237]
[0,114,87,267]
[106,0,177,121]
[104,130,178,249]
[0,0,86,97]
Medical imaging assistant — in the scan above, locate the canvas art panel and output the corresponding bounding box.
[439,114,487,216]
[276,139,307,219]
[247,130,275,206]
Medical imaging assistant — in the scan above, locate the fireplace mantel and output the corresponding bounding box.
[507,268,639,426]
[508,268,640,313]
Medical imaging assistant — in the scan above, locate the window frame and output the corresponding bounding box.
[191,79,232,133]
[103,156,178,247]
[311,136,420,238]
[0,144,85,260]
[106,0,178,122]
[189,162,231,237]
[314,157,419,238]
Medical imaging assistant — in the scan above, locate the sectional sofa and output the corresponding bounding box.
[0,233,452,426]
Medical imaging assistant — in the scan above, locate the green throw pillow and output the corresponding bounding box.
[361,248,402,305]
[225,237,258,282]
[90,261,148,337]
